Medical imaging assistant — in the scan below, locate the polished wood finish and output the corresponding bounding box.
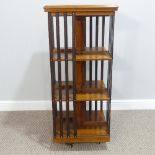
[45,5,118,144]
[44,5,118,16]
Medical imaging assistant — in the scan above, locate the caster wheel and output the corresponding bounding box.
[66,143,73,148]
[96,142,101,144]
[70,143,73,148]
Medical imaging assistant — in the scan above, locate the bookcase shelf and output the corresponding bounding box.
[54,111,109,143]
[54,80,110,101]
[44,5,118,145]
[51,47,112,61]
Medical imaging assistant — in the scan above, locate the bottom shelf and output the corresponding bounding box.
[53,135,110,143]
[54,110,110,143]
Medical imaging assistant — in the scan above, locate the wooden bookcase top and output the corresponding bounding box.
[44,5,118,16]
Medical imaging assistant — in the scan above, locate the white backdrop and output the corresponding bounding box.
[0,0,155,105]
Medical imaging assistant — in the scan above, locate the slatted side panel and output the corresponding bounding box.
[51,12,78,138]
[87,16,106,115]
[85,15,114,132]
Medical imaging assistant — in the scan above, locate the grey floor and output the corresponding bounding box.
[0,111,155,155]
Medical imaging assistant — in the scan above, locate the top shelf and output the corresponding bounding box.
[44,5,118,16]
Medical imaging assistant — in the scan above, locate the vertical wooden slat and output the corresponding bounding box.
[84,17,87,112]
[89,16,93,116]
[72,12,77,137]
[48,13,56,137]
[56,12,63,137]
[107,60,112,133]
[95,16,99,118]
[100,16,105,110]
[108,15,115,57]
[84,17,86,47]
[107,15,115,134]
[64,12,70,137]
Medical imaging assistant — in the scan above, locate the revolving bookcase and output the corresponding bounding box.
[44,5,118,144]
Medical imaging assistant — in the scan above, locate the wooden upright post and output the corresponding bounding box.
[75,17,86,126]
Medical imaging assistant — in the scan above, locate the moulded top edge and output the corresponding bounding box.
[44,5,119,13]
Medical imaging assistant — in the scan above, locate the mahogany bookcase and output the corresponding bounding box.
[44,5,118,144]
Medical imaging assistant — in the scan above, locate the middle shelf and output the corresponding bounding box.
[54,80,110,101]
[51,47,112,61]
